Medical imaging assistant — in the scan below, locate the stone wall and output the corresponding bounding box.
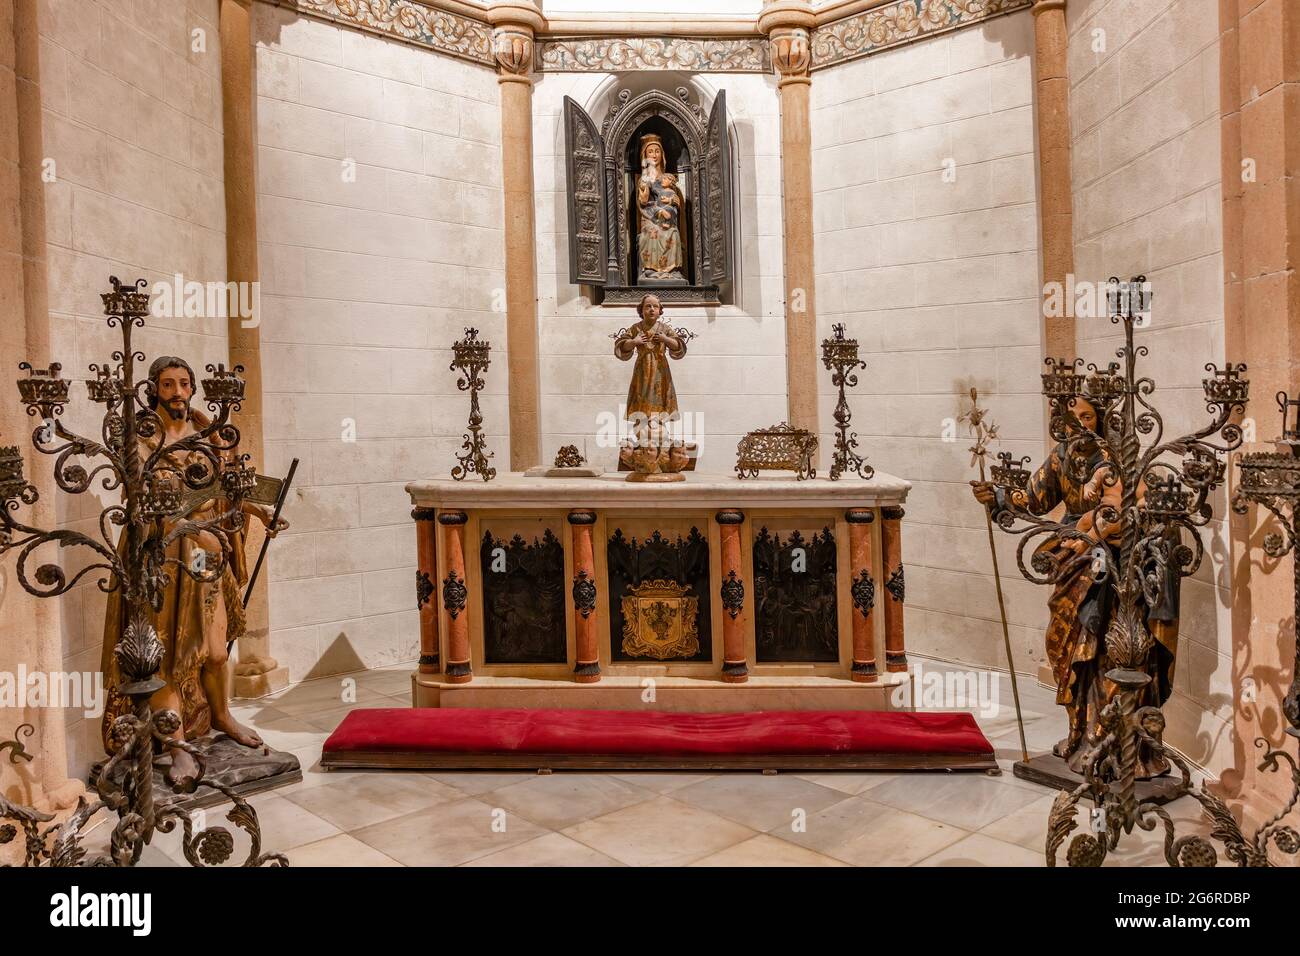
[1066,0,1231,774]
[39,0,228,779]
[811,10,1052,678]
[252,4,505,683]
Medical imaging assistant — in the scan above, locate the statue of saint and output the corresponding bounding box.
[971,396,1180,777]
[100,356,287,788]
[635,134,686,282]
[613,294,690,480]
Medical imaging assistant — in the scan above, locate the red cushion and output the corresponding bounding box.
[323,708,993,757]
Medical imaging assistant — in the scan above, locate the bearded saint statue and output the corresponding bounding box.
[100,356,286,788]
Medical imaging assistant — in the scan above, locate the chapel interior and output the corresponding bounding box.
[1,0,1298,870]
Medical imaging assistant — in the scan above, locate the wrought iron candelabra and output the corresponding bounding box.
[449,327,496,482]
[982,277,1250,866]
[821,323,873,480]
[0,277,283,867]
[1168,391,1300,866]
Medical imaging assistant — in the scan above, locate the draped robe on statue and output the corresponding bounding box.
[1014,442,1179,777]
[100,408,249,752]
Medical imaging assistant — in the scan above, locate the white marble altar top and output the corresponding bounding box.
[407,471,910,510]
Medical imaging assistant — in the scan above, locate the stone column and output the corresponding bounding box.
[1031,0,1076,360]
[880,506,907,672]
[488,1,544,471]
[758,1,819,436]
[439,511,472,683]
[716,510,748,683]
[846,509,877,683]
[220,0,286,698]
[568,510,600,683]
[413,507,440,674]
[1219,0,1300,830]
[0,0,80,827]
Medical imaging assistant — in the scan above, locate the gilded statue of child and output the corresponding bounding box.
[613,293,691,481]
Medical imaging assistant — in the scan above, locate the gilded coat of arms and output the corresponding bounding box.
[620,579,700,659]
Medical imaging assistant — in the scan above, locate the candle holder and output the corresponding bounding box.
[449,327,496,482]
[820,323,874,481]
[0,276,283,868]
[982,277,1251,866]
[1087,392,1300,868]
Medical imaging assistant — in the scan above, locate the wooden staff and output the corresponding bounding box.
[964,388,1029,762]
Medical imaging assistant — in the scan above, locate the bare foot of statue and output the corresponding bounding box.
[165,746,200,791]
[211,712,264,749]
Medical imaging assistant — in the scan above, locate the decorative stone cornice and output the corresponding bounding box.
[268,0,1035,75]
[279,0,494,66]
[536,36,769,73]
[809,0,1034,70]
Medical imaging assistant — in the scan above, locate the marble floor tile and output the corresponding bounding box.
[299,697,409,733]
[286,833,403,867]
[863,771,1046,829]
[777,798,968,866]
[252,713,332,754]
[283,770,463,831]
[915,832,1044,867]
[487,773,656,830]
[462,832,624,867]
[689,834,849,867]
[427,771,540,795]
[976,794,1060,851]
[352,797,549,867]
[349,668,415,697]
[670,773,850,833]
[610,772,713,793]
[562,795,757,867]
[792,772,902,795]
[264,678,394,717]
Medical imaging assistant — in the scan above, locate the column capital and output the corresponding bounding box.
[757,0,815,86]
[1032,0,1067,14]
[487,0,544,81]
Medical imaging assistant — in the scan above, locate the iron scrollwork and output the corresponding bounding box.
[821,324,874,480]
[980,277,1249,866]
[573,569,598,620]
[0,277,283,868]
[449,328,496,482]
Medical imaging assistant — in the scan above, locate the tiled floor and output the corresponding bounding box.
[82,662,1216,867]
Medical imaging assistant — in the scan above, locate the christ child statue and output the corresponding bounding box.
[613,293,689,480]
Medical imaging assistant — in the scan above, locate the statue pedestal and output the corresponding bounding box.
[233,663,290,699]
[1013,752,1186,806]
[90,734,301,813]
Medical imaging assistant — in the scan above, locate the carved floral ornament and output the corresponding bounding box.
[285,0,1033,74]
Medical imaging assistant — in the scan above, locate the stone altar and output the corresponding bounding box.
[405,472,913,711]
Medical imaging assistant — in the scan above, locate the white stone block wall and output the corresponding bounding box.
[811,11,1051,679]
[252,5,505,684]
[532,71,789,470]
[38,0,229,780]
[1066,0,1231,774]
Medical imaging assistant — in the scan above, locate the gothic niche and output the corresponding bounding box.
[753,527,839,663]
[480,529,567,664]
[607,527,712,662]
[564,87,733,306]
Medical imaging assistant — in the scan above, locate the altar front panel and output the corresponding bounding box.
[410,474,908,690]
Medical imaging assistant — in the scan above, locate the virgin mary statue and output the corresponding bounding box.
[635,134,686,282]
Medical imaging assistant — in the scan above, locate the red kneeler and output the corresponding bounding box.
[321,708,998,773]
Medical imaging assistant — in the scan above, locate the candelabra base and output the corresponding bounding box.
[89,734,302,814]
[1014,752,1185,806]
